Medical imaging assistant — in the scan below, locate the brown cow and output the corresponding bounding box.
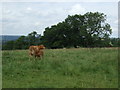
[29,45,45,59]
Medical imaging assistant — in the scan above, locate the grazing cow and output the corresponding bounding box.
[29,45,45,59]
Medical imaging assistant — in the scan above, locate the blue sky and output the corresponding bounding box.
[1,1,118,37]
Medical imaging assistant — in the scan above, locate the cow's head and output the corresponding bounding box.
[38,45,45,49]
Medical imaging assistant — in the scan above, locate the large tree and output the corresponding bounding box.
[41,12,112,48]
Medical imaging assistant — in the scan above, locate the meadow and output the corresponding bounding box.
[2,48,118,88]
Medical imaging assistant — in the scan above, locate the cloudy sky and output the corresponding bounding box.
[1,1,119,37]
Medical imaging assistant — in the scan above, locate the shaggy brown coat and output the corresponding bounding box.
[29,45,45,58]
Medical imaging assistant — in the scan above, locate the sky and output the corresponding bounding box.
[0,0,119,38]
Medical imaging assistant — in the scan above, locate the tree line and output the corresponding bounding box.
[2,12,120,50]
[2,31,41,50]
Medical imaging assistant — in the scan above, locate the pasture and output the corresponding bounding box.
[2,48,118,88]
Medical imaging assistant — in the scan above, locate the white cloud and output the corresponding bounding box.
[34,22,41,26]
[111,26,118,37]
[3,8,13,16]
[37,11,50,17]
[114,19,119,24]
[69,4,86,15]
[26,7,32,11]
[112,26,118,32]
[3,9,12,14]
[37,7,66,18]
[117,19,120,24]
[24,7,33,14]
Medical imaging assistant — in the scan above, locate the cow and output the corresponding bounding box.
[29,45,45,59]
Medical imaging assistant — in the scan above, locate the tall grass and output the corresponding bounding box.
[2,48,118,88]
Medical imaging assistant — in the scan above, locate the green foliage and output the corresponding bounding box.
[2,41,15,50]
[2,48,118,88]
[110,38,120,47]
[2,31,41,50]
[27,31,41,45]
[14,36,27,49]
[41,12,112,48]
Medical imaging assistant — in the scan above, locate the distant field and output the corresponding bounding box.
[2,48,118,88]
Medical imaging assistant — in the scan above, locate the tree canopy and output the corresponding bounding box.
[41,12,112,48]
[2,31,41,50]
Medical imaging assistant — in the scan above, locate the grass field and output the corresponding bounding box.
[2,48,118,88]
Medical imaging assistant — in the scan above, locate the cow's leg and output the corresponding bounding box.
[33,55,37,60]
[40,51,44,60]
[39,55,42,60]
[39,54,43,60]
[36,55,41,60]
[35,54,41,60]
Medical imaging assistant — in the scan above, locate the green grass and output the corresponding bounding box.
[2,48,118,88]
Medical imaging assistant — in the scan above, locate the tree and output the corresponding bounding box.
[2,31,41,50]
[26,31,41,46]
[14,36,27,49]
[110,38,120,47]
[41,12,112,48]
[2,40,15,50]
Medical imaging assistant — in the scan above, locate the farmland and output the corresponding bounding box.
[2,48,118,88]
